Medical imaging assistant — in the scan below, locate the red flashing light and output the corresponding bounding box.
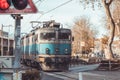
[0,0,37,14]
[0,0,10,10]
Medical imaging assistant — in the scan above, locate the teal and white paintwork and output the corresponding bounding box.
[0,74,11,80]
[20,21,72,71]
[21,43,71,55]
[0,74,6,80]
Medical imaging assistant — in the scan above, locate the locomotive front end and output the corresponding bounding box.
[37,22,72,71]
[21,20,72,71]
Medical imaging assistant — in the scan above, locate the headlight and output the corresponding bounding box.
[65,48,68,51]
[55,48,59,52]
[46,48,49,54]
[65,48,68,54]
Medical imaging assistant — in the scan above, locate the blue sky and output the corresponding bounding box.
[0,0,107,38]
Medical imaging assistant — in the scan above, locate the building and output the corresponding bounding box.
[0,30,14,56]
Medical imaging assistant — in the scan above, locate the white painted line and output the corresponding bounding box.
[79,72,83,80]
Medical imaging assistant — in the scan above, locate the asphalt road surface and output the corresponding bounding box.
[41,71,78,80]
[41,70,120,80]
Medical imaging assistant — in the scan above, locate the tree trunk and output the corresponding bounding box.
[102,0,114,60]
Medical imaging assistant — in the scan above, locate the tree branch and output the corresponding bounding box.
[102,0,107,5]
[102,0,113,6]
[108,0,113,5]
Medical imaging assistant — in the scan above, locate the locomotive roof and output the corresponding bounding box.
[32,27,71,32]
[30,20,71,32]
[21,20,71,39]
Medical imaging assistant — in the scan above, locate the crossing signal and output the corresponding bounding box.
[0,0,11,10]
[0,0,37,14]
[12,0,28,10]
[0,0,28,10]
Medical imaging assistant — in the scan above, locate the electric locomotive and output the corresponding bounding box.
[21,20,72,71]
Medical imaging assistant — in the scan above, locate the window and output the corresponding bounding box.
[32,35,38,43]
[32,37,34,43]
[26,38,29,45]
[58,33,71,40]
[35,34,38,41]
[40,32,55,40]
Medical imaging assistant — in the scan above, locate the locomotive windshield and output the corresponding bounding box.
[58,33,71,40]
[40,32,55,40]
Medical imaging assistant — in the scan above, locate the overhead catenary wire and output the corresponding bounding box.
[36,0,73,20]
[35,0,42,4]
[21,0,45,33]
[36,0,46,6]
[23,0,73,33]
[24,0,45,20]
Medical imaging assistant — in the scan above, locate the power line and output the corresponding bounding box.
[36,0,73,20]
[35,0,42,4]
[23,0,73,33]
[44,0,73,15]
[36,0,46,6]
[22,0,45,32]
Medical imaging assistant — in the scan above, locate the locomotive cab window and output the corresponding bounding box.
[32,35,38,43]
[58,33,71,40]
[40,32,55,40]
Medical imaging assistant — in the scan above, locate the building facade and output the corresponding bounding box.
[0,30,14,56]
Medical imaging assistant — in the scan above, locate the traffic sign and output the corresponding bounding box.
[0,0,37,14]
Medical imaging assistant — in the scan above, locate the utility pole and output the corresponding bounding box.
[11,14,23,72]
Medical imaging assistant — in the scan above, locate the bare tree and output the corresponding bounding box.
[72,18,96,56]
[113,2,120,37]
[79,0,120,60]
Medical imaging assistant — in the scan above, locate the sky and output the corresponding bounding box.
[0,0,107,38]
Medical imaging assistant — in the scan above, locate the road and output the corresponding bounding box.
[41,70,120,80]
[41,64,99,80]
[22,64,120,80]
[42,74,63,80]
[42,71,78,80]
